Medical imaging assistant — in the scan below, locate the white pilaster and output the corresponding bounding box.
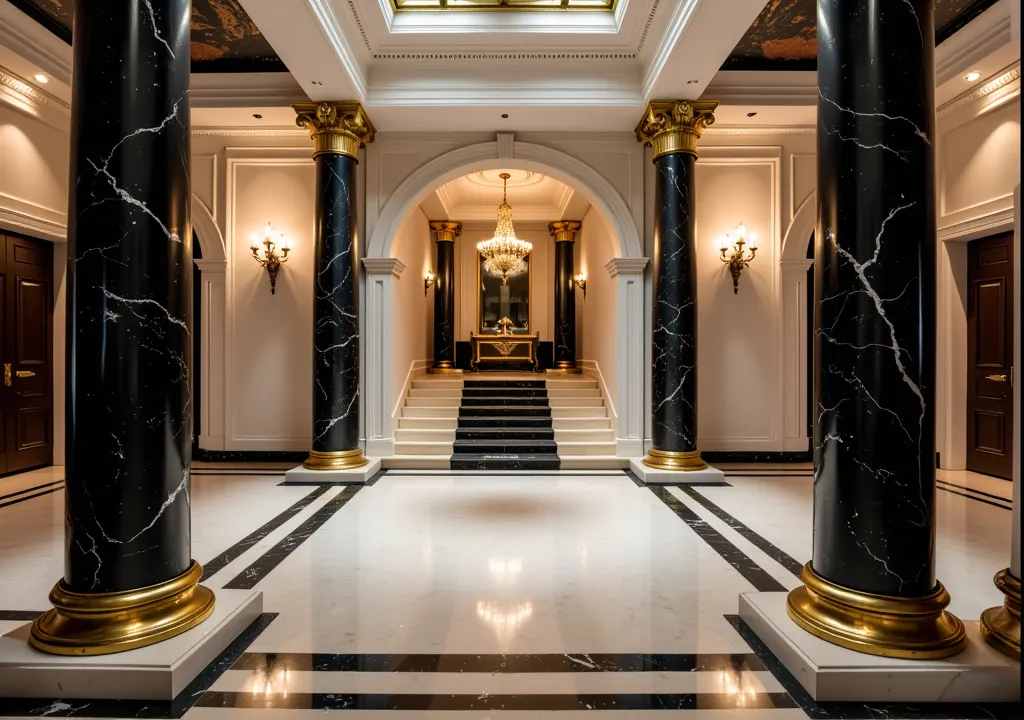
[606,257,648,457]
[195,258,227,451]
[781,259,813,452]
[362,258,406,458]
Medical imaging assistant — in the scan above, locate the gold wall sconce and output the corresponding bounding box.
[718,224,758,294]
[424,271,435,296]
[573,273,587,299]
[249,222,291,295]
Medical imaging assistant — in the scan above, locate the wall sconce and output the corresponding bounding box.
[424,271,435,296]
[573,272,587,299]
[718,224,758,294]
[249,222,291,295]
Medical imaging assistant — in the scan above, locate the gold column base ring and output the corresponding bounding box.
[428,365,463,375]
[642,448,708,472]
[303,448,369,471]
[980,569,1021,661]
[787,562,966,659]
[30,560,215,656]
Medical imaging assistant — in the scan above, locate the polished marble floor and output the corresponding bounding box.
[0,466,1016,718]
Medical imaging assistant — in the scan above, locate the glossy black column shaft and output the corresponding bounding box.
[550,222,581,370]
[651,152,698,453]
[813,0,937,597]
[66,0,192,592]
[430,222,460,370]
[311,153,360,453]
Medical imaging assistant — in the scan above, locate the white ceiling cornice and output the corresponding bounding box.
[0,0,72,86]
[938,61,1020,128]
[192,126,306,137]
[307,0,367,101]
[703,71,817,107]
[935,0,1013,86]
[0,63,69,130]
[191,73,307,108]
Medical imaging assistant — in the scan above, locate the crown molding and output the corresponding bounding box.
[0,1,72,86]
[704,126,815,136]
[0,63,70,131]
[935,0,1013,86]
[192,126,307,137]
[190,73,308,108]
[703,71,817,106]
[938,61,1020,120]
[642,0,701,99]
[308,0,368,101]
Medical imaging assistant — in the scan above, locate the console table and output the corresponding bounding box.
[470,333,539,371]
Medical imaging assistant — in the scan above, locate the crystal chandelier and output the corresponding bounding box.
[477,173,532,284]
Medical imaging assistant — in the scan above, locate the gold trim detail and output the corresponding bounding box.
[636,100,719,160]
[546,367,583,375]
[787,563,966,659]
[643,448,708,471]
[30,561,215,656]
[428,366,463,375]
[430,221,462,242]
[303,448,369,471]
[980,569,1021,661]
[292,102,376,160]
[549,220,582,243]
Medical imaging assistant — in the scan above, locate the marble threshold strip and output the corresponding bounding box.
[223,486,364,590]
[936,479,1012,510]
[0,482,64,509]
[0,613,280,719]
[0,610,43,621]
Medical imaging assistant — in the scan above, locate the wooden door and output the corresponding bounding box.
[967,233,1014,479]
[0,233,54,474]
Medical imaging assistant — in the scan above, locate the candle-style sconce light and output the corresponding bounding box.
[249,222,291,294]
[718,224,758,294]
[573,272,587,299]
[424,271,436,296]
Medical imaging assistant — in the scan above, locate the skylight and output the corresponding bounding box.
[392,0,616,10]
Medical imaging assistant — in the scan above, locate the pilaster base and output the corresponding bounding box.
[739,592,1020,702]
[428,366,463,375]
[0,590,261,700]
[980,569,1021,661]
[628,457,725,484]
[284,457,382,485]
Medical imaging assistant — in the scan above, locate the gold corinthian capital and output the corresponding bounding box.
[292,101,376,160]
[635,100,719,160]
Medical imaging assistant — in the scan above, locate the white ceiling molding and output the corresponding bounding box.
[0,63,69,131]
[938,61,1020,131]
[641,0,700,99]
[703,126,814,136]
[0,0,72,86]
[191,73,307,108]
[192,126,307,137]
[935,0,1014,87]
[703,71,817,107]
[306,0,368,101]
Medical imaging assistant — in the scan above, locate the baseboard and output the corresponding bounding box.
[701,451,812,463]
[615,437,643,458]
[365,438,395,458]
[194,449,307,463]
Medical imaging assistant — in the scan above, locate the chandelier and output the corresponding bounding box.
[477,173,532,284]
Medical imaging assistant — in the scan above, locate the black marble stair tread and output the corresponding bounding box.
[458,416,553,428]
[450,453,562,470]
[462,388,548,398]
[461,396,549,406]
[456,428,555,440]
[453,439,558,454]
[460,406,552,417]
[463,380,546,389]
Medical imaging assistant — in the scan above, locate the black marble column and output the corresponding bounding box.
[429,221,461,373]
[31,0,215,655]
[550,221,582,373]
[787,0,964,658]
[636,101,717,471]
[294,103,375,471]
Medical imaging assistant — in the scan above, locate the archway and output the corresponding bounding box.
[362,139,647,459]
[190,195,227,452]
[780,194,815,453]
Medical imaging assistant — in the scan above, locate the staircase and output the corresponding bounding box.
[392,373,621,469]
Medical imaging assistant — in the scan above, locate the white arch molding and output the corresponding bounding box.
[362,140,647,458]
[191,195,227,451]
[780,193,815,452]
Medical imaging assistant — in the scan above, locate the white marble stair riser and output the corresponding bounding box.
[556,442,617,456]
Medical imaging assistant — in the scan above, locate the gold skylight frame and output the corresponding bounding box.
[392,0,616,11]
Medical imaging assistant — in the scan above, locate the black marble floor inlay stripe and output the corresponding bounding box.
[0,484,64,510]
[0,479,63,502]
[936,478,1011,503]
[201,485,333,581]
[647,487,786,592]
[676,486,804,578]
[724,615,1020,719]
[0,613,278,719]
[224,487,363,590]
[0,610,43,621]
[936,481,1011,510]
[195,691,796,711]
[230,652,765,673]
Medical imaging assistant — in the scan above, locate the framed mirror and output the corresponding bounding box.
[479,252,531,334]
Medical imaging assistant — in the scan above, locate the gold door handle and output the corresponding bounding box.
[15,370,35,378]
[985,374,1008,382]
[3,364,9,387]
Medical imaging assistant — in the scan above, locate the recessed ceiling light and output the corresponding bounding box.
[252,113,263,119]
[501,114,509,119]
[33,73,48,84]
[746,111,758,117]
[965,71,981,82]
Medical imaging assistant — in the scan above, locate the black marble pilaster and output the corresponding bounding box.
[430,222,459,370]
[311,153,361,454]
[65,0,192,593]
[651,152,698,454]
[813,0,938,597]
[552,234,577,370]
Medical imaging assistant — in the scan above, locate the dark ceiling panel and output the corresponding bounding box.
[724,0,1000,71]
[7,0,285,72]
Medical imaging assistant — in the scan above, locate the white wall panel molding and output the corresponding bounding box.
[605,256,647,457]
[0,65,69,131]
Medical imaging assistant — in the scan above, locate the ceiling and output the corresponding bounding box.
[7,0,285,72]
[725,0,1001,70]
[419,169,591,222]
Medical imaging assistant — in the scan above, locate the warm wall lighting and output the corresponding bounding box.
[424,271,435,296]
[965,71,981,82]
[249,222,291,295]
[573,272,587,299]
[33,73,49,84]
[718,223,758,294]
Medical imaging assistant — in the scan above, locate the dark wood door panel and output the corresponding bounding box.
[966,233,1014,479]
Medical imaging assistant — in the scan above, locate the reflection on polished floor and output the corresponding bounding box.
[0,468,1016,718]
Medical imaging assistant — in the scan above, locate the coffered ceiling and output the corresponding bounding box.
[420,170,591,222]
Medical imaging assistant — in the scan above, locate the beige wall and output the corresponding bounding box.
[389,208,432,415]
[579,207,619,422]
